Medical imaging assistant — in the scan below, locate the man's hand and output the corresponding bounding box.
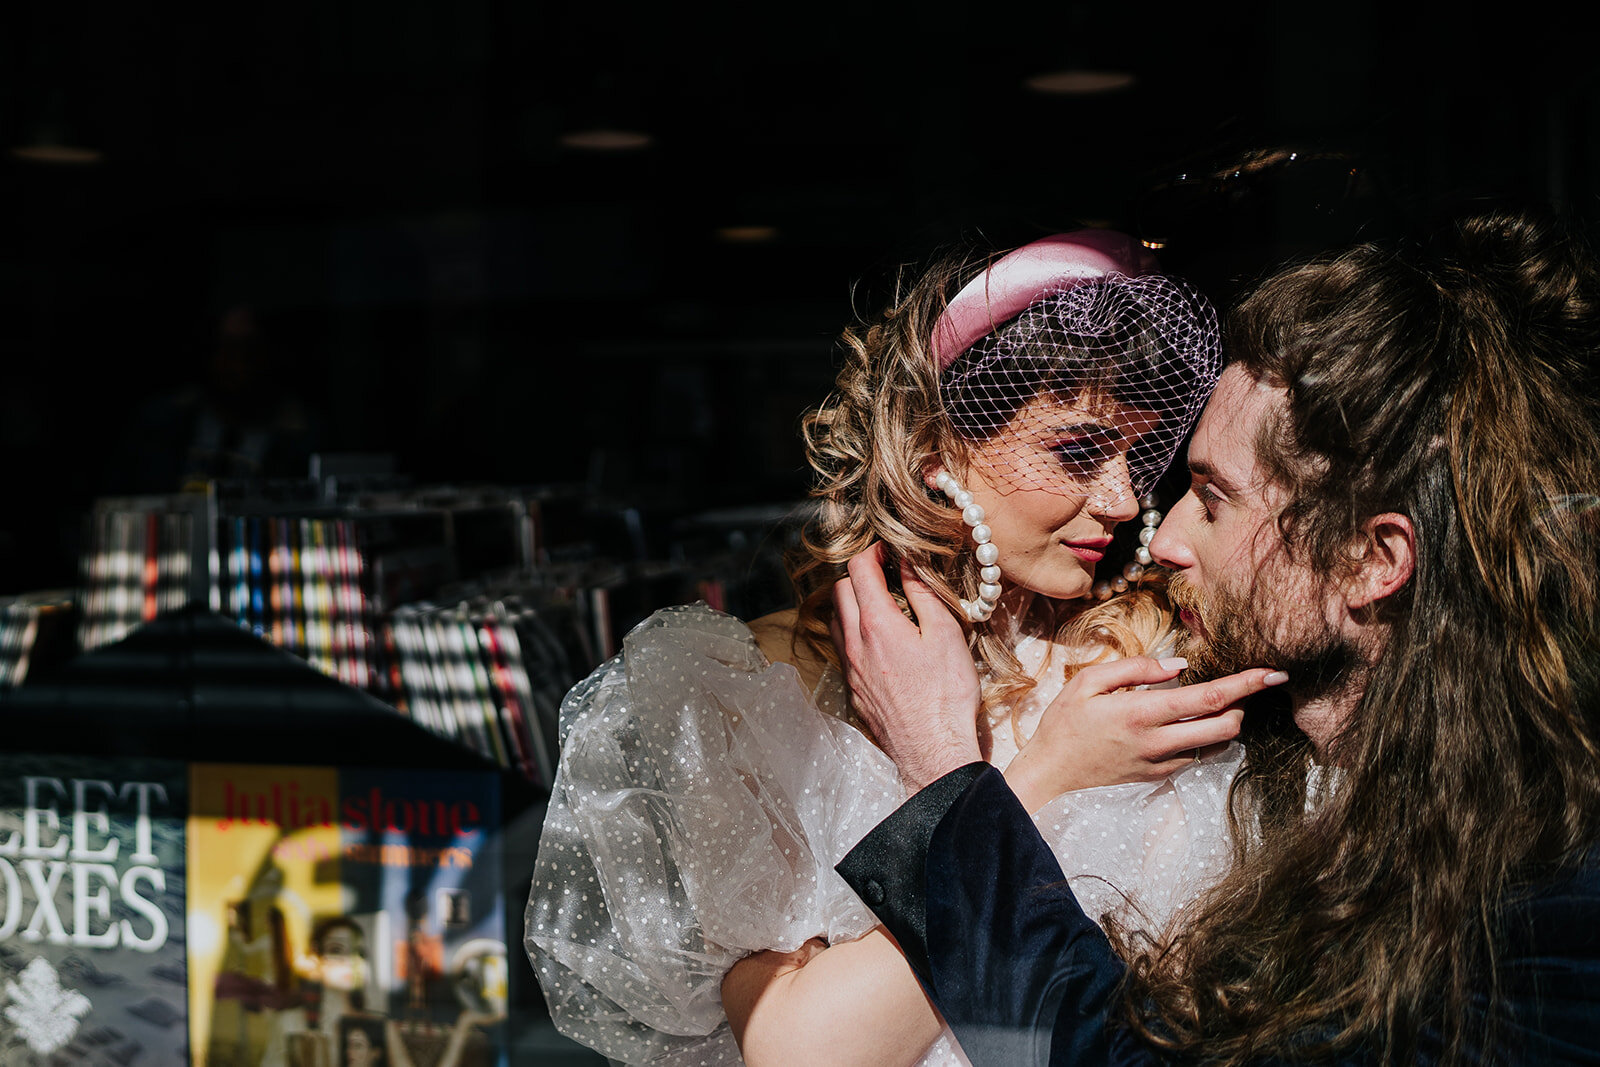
[1005,657,1288,812]
[832,544,982,792]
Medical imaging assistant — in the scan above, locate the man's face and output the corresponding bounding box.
[1150,366,1354,746]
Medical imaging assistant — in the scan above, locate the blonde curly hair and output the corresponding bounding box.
[788,248,1183,722]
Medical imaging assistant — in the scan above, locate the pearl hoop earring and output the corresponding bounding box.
[1092,492,1162,600]
[934,471,1001,622]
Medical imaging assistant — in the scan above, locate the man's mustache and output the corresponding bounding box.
[1166,573,1205,626]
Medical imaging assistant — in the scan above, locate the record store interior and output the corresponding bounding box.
[0,1,1593,1063]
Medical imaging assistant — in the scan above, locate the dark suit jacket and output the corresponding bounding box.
[836,763,1600,1066]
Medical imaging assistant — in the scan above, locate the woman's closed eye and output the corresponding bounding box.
[1050,426,1123,476]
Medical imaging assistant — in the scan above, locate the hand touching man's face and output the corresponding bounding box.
[1151,366,1361,751]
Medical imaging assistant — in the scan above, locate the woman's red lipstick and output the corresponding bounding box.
[1065,537,1113,563]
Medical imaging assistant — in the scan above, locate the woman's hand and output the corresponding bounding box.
[831,543,982,792]
[1004,656,1287,812]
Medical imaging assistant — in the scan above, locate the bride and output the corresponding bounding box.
[525,230,1281,1066]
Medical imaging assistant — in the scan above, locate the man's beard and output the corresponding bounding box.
[1166,572,1362,706]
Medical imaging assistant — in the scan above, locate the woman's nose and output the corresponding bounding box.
[1087,455,1140,522]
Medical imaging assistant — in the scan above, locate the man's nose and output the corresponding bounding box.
[1149,492,1198,569]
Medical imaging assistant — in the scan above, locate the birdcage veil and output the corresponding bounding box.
[932,232,1221,503]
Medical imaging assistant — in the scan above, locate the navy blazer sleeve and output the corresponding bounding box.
[836,763,1159,1067]
[837,766,1600,1067]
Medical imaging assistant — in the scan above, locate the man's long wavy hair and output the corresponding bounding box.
[1113,209,1600,1063]
[788,248,1178,714]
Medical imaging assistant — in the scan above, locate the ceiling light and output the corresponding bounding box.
[10,142,103,165]
[559,128,654,151]
[10,116,103,165]
[1024,69,1136,95]
[715,225,778,243]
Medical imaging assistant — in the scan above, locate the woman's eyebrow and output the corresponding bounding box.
[1046,421,1121,440]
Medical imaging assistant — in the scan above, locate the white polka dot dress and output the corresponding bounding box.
[524,603,1240,1066]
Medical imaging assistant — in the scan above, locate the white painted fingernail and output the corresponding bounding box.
[1158,657,1188,671]
[1263,671,1290,685]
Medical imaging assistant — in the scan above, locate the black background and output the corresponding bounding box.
[2,1,1593,595]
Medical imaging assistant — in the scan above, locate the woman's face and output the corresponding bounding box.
[345,1027,380,1066]
[953,394,1156,602]
[318,926,365,991]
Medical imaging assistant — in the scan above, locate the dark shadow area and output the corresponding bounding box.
[1,2,1592,597]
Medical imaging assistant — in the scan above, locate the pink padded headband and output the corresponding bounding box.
[931,230,1221,504]
[929,230,1159,369]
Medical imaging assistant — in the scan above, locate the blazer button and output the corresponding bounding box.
[865,879,885,905]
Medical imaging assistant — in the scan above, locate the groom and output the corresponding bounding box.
[831,210,1600,1064]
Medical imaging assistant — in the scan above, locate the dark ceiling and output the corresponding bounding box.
[1,1,1594,594]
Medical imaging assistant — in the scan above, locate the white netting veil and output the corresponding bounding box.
[939,270,1221,503]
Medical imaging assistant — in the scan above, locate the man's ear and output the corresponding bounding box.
[1345,512,1415,610]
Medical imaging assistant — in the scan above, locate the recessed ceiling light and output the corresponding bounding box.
[716,225,778,243]
[10,142,103,165]
[1025,69,1136,95]
[558,128,654,151]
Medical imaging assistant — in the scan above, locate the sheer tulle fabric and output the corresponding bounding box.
[525,604,1239,1066]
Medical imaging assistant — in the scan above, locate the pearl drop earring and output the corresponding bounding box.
[1092,491,1162,601]
[934,470,1001,622]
